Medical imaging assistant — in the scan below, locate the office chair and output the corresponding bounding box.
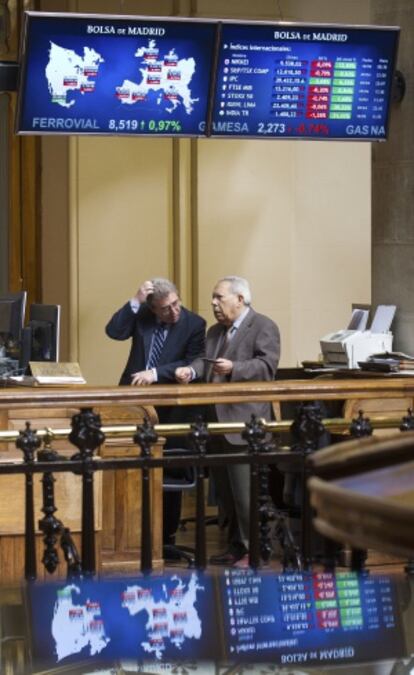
[178,471,221,532]
[163,448,197,567]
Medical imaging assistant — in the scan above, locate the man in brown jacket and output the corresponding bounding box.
[176,275,280,566]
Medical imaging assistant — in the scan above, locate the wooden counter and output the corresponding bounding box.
[2,377,414,409]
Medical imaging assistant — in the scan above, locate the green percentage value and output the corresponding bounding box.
[148,119,182,133]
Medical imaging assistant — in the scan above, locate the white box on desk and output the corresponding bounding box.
[320,304,396,369]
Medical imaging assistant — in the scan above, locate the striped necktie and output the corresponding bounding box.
[147,324,167,369]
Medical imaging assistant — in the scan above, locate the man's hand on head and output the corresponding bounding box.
[131,369,156,386]
[175,367,192,384]
[135,280,154,304]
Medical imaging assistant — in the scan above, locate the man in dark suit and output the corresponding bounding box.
[176,275,280,567]
[106,278,206,387]
[106,277,206,549]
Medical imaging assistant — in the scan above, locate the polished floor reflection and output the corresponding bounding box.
[13,568,414,675]
[173,491,407,576]
[1,495,411,674]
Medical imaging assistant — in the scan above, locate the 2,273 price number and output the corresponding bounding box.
[257,122,286,135]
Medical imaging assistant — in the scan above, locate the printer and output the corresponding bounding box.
[320,305,396,369]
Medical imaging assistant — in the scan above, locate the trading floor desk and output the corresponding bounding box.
[275,366,414,426]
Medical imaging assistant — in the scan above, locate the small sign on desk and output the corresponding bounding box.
[9,362,86,386]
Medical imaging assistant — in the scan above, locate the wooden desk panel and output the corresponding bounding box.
[97,405,162,574]
[99,437,163,574]
[0,459,102,535]
[0,402,162,581]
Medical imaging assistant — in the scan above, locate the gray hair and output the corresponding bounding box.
[219,276,252,305]
[147,278,179,307]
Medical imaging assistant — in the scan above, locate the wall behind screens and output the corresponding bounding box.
[16,12,399,140]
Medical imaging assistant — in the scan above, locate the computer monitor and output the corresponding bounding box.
[28,303,60,361]
[0,291,27,357]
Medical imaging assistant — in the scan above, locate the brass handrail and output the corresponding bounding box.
[0,415,404,444]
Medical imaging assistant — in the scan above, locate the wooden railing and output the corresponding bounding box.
[1,377,414,409]
[1,376,414,580]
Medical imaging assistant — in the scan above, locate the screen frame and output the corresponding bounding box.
[15,10,220,138]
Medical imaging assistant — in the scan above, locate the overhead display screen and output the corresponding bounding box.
[16,12,217,136]
[211,22,399,140]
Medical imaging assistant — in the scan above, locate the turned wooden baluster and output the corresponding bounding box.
[16,422,41,580]
[188,417,210,570]
[242,414,267,569]
[134,417,158,575]
[69,408,104,577]
[291,402,325,570]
